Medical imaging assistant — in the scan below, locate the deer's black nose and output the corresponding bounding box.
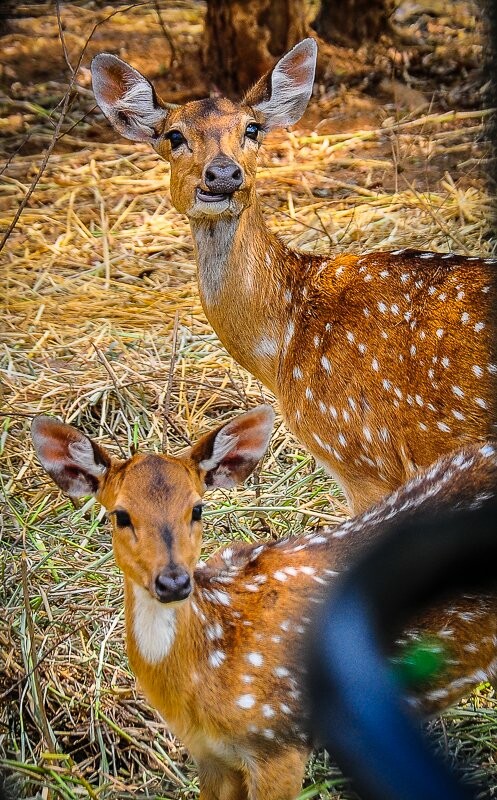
[204,156,243,194]
[155,567,192,603]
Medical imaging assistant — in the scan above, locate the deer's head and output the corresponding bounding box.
[31,406,274,604]
[91,40,317,219]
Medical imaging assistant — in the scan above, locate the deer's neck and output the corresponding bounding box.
[189,201,295,392]
[124,580,199,725]
[126,582,180,665]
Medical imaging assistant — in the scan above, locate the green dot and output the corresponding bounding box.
[392,639,447,688]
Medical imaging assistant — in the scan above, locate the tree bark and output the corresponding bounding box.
[311,0,394,47]
[204,0,308,96]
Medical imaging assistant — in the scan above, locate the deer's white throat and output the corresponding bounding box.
[132,583,177,664]
[190,217,240,307]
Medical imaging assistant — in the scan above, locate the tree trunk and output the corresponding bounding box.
[311,0,394,47]
[204,0,308,96]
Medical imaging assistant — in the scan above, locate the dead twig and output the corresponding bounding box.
[55,0,74,75]
[0,2,144,253]
[21,555,57,755]
[153,0,177,69]
[162,311,180,452]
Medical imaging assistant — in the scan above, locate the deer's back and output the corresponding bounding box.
[279,251,496,506]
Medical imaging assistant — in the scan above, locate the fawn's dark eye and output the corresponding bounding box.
[165,129,187,150]
[245,122,260,141]
[192,504,203,522]
[114,509,132,528]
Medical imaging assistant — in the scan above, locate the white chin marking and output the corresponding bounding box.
[193,199,230,216]
[132,583,177,664]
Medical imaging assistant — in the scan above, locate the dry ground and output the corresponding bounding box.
[1,1,496,798]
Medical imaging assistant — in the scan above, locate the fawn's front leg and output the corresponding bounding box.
[197,757,249,800]
[248,748,309,800]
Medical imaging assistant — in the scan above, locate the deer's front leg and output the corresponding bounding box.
[197,757,249,800]
[248,748,309,800]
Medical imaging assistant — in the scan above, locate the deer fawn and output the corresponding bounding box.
[91,40,496,514]
[32,408,497,800]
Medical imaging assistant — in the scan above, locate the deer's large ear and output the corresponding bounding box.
[188,406,275,489]
[243,38,317,131]
[91,53,169,142]
[31,416,111,498]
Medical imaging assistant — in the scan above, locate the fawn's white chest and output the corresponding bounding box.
[131,583,177,664]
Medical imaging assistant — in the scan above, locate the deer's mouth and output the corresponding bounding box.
[196,188,232,204]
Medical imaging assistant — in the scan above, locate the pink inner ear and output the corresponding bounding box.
[32,417,108,497]
[224,406,274,458]
[93,70,126,105]
[285,50,308,79]
[37,435,72,468]
[99,64,129,103]
[237,427,269,453]
[32,417,84,470]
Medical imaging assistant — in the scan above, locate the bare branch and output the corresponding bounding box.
[153,0,177,69]
[55,0,74,74]
[162,311,182,452]
[0,2,144,254]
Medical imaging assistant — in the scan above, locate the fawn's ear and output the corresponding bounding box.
[188,405,275,489]
[243,38,317,130]
[91,53,169,142]
[31,416,112,498]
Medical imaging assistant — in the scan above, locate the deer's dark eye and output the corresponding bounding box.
[245,122,260,141]
[192,504,203,522]
[165,129,187,150]
[114,509,132,528]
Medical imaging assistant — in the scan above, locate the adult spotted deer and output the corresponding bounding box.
[91,40,496,514]
[32,408,497,800]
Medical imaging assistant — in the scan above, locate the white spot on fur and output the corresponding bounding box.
[284,320,295,349]
[321,355,331,373]
[255,337,278,357]
[203,588,231,606]
[236,694,255,709]
[209,650,226,668]
[206,622,223,641]
[274,666,290,678]
[246,652,264,667]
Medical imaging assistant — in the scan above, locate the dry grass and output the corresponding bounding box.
[1,2,497,798]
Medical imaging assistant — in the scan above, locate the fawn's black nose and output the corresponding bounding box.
[154,567,192,603]
[204,156,243,194]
